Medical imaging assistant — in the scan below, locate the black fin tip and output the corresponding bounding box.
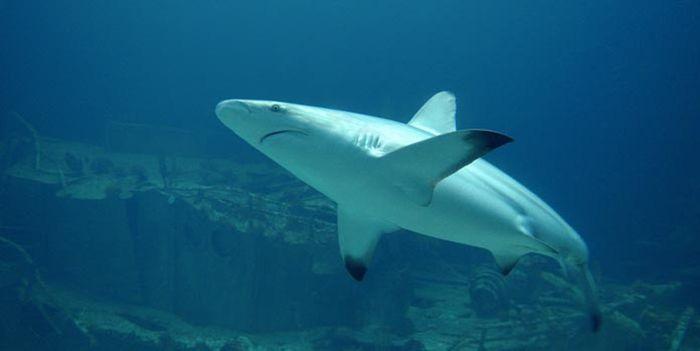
[344,257,367,281]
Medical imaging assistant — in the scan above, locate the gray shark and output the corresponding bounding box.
[215,92,601,331]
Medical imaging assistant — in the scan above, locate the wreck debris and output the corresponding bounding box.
[669,307,694,351]
[3,136,336,244]
[63,152,84,174]
[57,165,67,188]
[0,235,59,335]
[0,234,92,344]
[468,264,507,317]
[158,154,170,188]
[7,111,41,170]
[89,156,114,175]
[130,164,148,182]
[0,234,36,275]
[220,336,254,351]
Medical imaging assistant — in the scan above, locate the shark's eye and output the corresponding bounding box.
[270,104,282,112]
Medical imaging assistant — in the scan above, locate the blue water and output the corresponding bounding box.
[1,1,699,349]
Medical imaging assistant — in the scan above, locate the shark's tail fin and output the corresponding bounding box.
[576,263,602,332]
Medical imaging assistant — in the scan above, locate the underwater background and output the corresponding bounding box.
[1,1,699,350]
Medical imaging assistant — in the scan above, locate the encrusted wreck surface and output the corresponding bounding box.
[0,133,413,333]
[5,136,337,245]
[1,130,699,350]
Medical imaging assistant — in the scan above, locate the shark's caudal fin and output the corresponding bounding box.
[337,206,398,281]
[380,129,513,206]
[577,263,603,332]
[408,91,456,135]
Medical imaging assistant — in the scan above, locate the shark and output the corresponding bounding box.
[215,91,602,331]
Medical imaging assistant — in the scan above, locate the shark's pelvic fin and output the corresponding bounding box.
[337,206,397,281]
[492,250,523,276]
[408,91,457,135]
[381,129,513,206]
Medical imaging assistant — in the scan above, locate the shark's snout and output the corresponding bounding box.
[215,99,251,121]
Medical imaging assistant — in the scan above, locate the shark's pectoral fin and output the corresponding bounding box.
[381,129,513,206]
[408,91,456,135]
[337,206,397,281]
[492,250,523,276]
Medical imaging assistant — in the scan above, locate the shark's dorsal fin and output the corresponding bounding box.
[380,129,513,206]
[408,91,457,135]
[337,206,397,281]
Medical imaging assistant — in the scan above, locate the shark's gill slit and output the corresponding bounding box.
[259,129,308,144]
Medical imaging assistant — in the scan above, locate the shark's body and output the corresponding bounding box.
[215,92,601,331]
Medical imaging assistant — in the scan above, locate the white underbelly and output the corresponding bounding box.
[379,176,521,249]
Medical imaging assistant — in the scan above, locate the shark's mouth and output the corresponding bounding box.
[259,129,309,144]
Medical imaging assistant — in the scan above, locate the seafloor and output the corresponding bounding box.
[0,115,698,350]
